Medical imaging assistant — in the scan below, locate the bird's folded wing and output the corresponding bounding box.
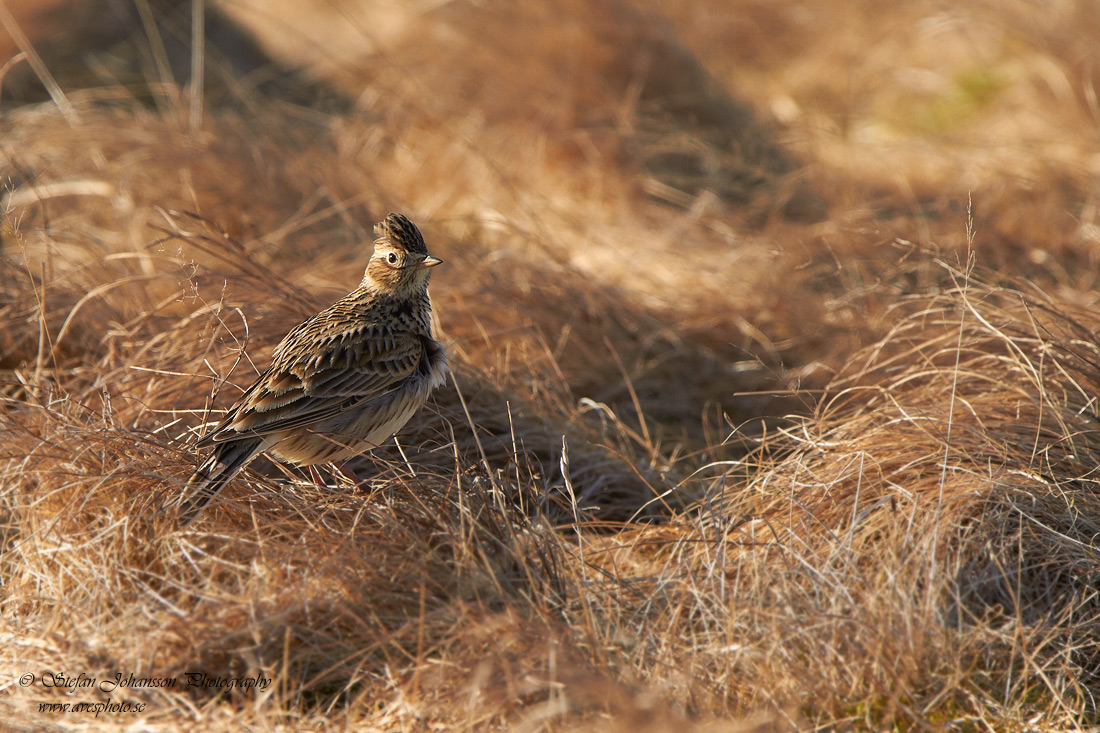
[197,330,423,445]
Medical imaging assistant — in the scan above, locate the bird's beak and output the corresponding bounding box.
[419,255,443,268]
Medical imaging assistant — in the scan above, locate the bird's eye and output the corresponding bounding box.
[386,252,399,265]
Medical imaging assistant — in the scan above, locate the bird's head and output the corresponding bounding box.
[363,213,442,293]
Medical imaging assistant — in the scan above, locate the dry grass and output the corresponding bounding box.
[2,0,1100,729]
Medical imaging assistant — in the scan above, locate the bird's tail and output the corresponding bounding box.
[173,439,263,525]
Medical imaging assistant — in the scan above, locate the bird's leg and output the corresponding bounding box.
[333,462,362,487]
[308,465,326,486]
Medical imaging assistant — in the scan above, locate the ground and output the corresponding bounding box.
[2,0,1100,729]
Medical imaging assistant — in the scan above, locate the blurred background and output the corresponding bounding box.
[6,0,1099,455]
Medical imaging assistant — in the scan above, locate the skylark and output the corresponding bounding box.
[172,213,447,524]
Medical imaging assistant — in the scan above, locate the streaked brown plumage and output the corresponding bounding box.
[172,213,447,524]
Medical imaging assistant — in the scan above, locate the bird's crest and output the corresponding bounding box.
[375,213,427,256]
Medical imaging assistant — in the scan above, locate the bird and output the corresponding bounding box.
[171,213,448,525]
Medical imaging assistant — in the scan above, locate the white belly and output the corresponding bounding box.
[269,383,432,466]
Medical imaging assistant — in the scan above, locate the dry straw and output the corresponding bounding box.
[4,140,1099,727]
[3,0,1100,721]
